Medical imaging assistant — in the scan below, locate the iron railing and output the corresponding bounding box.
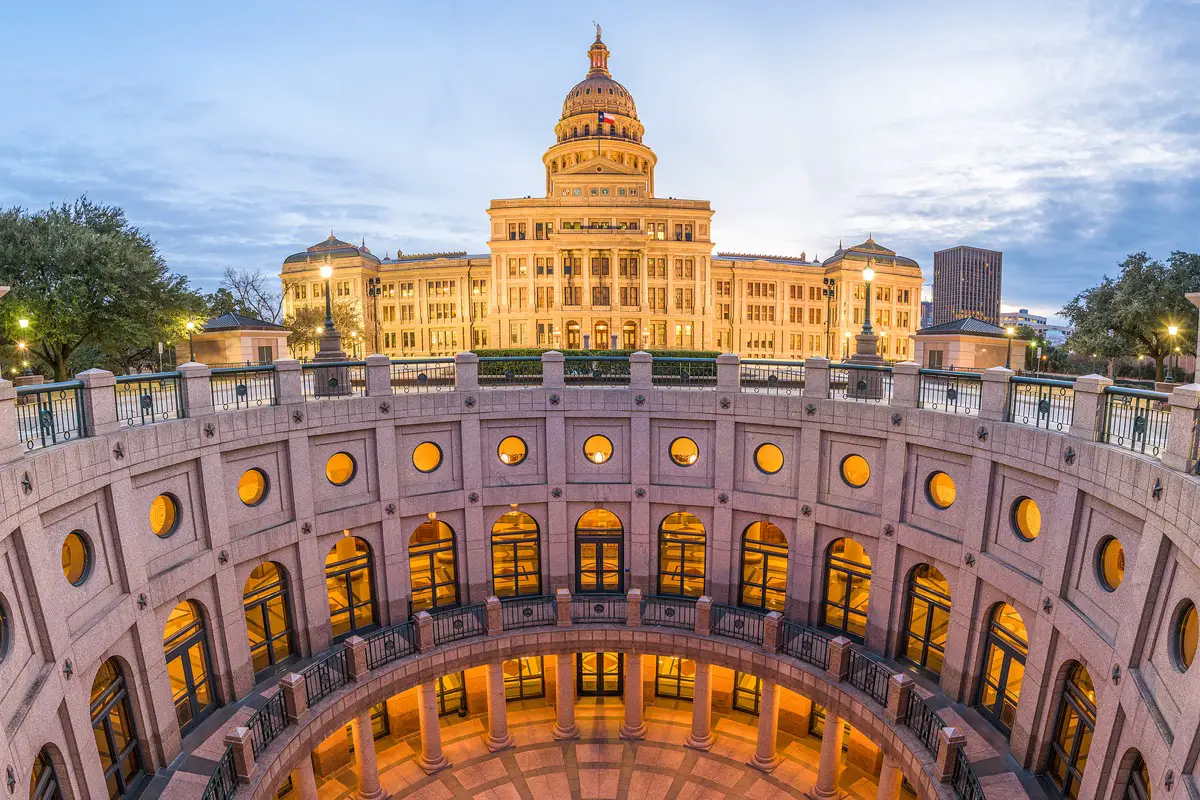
[499,595,557,630]
[1101,386,1170,457]
[201,746,238,800]
[847,648,891,705]
[246,689,288,758]
[918,370,982,415]
[430,604,487,645]
[302,361,366,399]
[778,620,831,669]
[711,604,765,645]
[15,381,87,451]
[114,372,184,427]
[570,593,626,624]
[564,355,631,386]
[210,365,276,410]
[390,358,455,393]
[1007,377,1074,431]
[651,357,717,389]
[830,364,893,403]
[364,622,418,669]
[950,746,985,800]
[903,692,945,755]
[641,595,697,630]
[478,356,543,388]
[740,360,805,395]
[302,647,349,707]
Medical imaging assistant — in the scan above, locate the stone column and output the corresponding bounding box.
[749,678,782,772]
[1163,383,1200,472]
[716,353,740,391]
[293,755,319,800]
[542,350,565,388]
[620,652,647,740]
[178,362,215,417]
[804,356,831,398]
[416,681,450,773]
[812,705,845,799]
[980,366,1014,422]
[1068,373,1112,441]
[364,353,392,396]
[553,652,579,739]
[876,753,904,800]
[77,368,119,436]
[685,661,715,750]
[629,350,652,389]
[0,380,21,465]
[455,350,479,391]
[349,709,386,799]
[890,361,919,408]
[486,661,514,750]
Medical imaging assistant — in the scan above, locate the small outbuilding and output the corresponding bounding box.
[912,317,1030,371]
[190,312,289,367]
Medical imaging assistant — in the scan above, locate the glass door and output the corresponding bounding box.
[576,537,623,593]
[577,652,623,696]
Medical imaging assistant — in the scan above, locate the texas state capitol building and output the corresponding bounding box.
[281,32,922,360]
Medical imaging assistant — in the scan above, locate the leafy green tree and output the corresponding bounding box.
[1061,251,1200,381]
[0,197,208,380]
[283,301,363,358]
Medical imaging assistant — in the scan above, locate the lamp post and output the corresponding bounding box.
[822,277,837,359]
[366,276,382,354]
[320,264,335,333]
[861,265,875,337]
[1168,324,1180,382]
[185,321,196,363]
[1005,326,1016,369]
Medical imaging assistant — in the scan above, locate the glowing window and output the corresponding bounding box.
[840,454,870,488]
[412,442,443,473]
[1176,602,1198,671]
[498,436,528,466]
[926,471,956,509]
[822,538,872,641]
[1011,497,1041,541]
[410,520,459,613]
[902,564,951,676]
[583,434,613,464]
[237,468,268,506]
[739,522,788,612]
[657,512,706,598]
[669,437,699,466]
[1097,537,1125,591]
[62,531,92,586]
[325,452,356,486]
[491,511,540,598]
[753,443,784,474]
[326,537,375,639]
[150,494,180,538]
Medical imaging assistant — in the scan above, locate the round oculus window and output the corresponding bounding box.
[412,442,443,473]
[840,454,870,488]
[669,437,699,467]
[926,472,956,509]
[583,434,613,464]
[754,443,785,475]
[237,468,268,506]
[1097,537,1125,591]
[497,436,528,466]
[61,531,91,586]
[325,452,357,486]
[150,494,180,538]
[1011,497,1041,541]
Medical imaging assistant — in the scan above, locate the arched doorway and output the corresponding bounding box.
[29,749,63,800]
[657,512,706,598]
[622,321,638,349]
[1045,663,1096,799]
[976,603,1028,736]
[325,537,376,639]
[90,660,145,799]
[821,538,872,642]
[593,320,610,349]
[1122,753,1151,800]
[164,600,216,734]
[575,509,623,593]
[738,521,788,611]
[901,564,951,677]
[491,511,541,598]
[409,519,459,614]
[243,562,295,677]
[566,321,581,349]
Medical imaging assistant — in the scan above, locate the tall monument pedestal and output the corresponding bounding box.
[312,330,353,397]
[845,333,886,400]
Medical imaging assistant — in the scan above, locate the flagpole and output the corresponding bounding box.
[597,112,602,156]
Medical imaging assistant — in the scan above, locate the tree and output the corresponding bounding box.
[0,197,208,380]
[1061,251,1200,381]
[208,267,288,323]
[283,301,363,358]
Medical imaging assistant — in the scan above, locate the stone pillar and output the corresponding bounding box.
[694,595,713,635]
[812,705,845,799]
[224,726,254,784]
[553,652,579,739]
[626,588,642,626]
[556,588,572,627]
[416,681,450,773]
[542,350,565,389]
[274,358,303,404]
[763,611,783,652]
[980,366,1014,422]
[749,678,781,772]
[620,652,647,740]
[1068,374,1112,442]
[486,595,503,635]
[486,661,514,750]
[350,708,386,798]
[364,353,392,396]
[77,369,119,436]
[0,380,22,464]
[279,672,308,724]
[717,353,740,391]
[804,356,830,399]
[876,753,904,800]
[685,661,715,750]
[1163,383,1200,473]
[178,362,215,417]
[935,726,967,782]
[826,636,852,683]
[890,361,919,409]
[629,350,652,389]
[345,635,368,682]
[415,610,435,653]
[455,351,479,392]
[293,755,318,800]
[885,674,912,724]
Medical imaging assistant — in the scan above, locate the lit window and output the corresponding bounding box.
[62,531,92,586]
[575,509,623,593]
[1011,497,1040,540]
[325,452,356,486]
[977,603,1027,736]
[325,537,375,639]
[669,437,699,466]
[412,441,443,473]
[926,471,956,509]
[409,520,459,613]
[1097,537,1125,591]
[840,454,870,488]
[822,538,872,641]
[1045,664,1095,799]
[150,494,180,538]
[238,468,268,506]
[503,656,545,701]
[491,511,540,598]
[654,656,695,700]
[739,522,788,611]
[497,436,528,466]
[243,562,294,675]
[901,565,951,676]
[657,512,706,598]
[1175,602,1197,671]
[163,600,216,733]
[583,434,613,464]
[90,660,146,795]
[753,443,784,474]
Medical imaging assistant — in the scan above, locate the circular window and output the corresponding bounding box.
[325,452,357,486]
[926,472,956,509]
[669,437,699,467]
[412,442,443,473]
[1175,602,1198,671]
[1011,497,1041,541]
[1097,537,1125,591]
[583,434,613,464]
[149,494,180,538]
[61,531,91,586]
[840,455,870,488]
[754,443,785,475]
[497,436,528,466]
[237,468,268,506]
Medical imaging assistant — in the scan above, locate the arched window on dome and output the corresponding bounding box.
[609,124,616,136]
[572,126,578,138]
[622,127,628,138]
[821,538,871,642]
[583,124,590,136]
[409,520,459,614]
[1122,752,1150,800]
[164,600,217,734]
[738,521,788,612]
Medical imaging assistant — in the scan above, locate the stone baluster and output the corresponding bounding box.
[804,356,830,399]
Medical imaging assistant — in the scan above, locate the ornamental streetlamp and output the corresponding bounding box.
[861,265,875,337]
[822,277,837,359]
[1168,324,1180,382]
[320,264,335,334]
[366,276,382,354]
[185,321,196,363]
[1005,326,1016,369]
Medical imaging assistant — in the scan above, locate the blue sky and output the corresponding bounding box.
[2,1,1199,322]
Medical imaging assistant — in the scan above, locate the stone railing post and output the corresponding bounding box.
[455,351,479,392]
[826,636,851,683]
[178,362,214,417]
[365,353,392,396]
[980,366,1014,422]
[556,588,571,627]
[886,673,913,723]
[762,611,783,652]
[344,636,368,681]
[541,350,565,389]
[77,369,119,437]
[1163,384,1200,473]
[694,595,713,635]
[0,380,22,464]
[804,357,830,399]
[891,361,920,409]
[626,588,642,626]
[274,359,303,404]
[717,353,740,391]
[224,726,254,783]
[415,611,435,652]
[629,350,652,389]
[486,596,503,635]
[279,673,307,724]
[1069,374,1112,442]
[935,727,967,782]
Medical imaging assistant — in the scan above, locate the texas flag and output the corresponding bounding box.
[598,112,617,124]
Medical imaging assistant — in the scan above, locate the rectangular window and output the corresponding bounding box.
[655,656,695,700]
[592,286,610,306]
[382,305,396,323]
[564,286,582,306]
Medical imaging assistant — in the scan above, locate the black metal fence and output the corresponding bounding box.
[430,604,487,645]
[1007,377,1075,431]
[778,620,831,669]
[570,593,626,624]
[15,381,87,451]
[302,362,367,400]
[478,356,543,388]
[711,604,765,645]
[829,364,893,403]
[302,647,349,707]
[201,746,238,800]
[918,370,982,415]
[903,692,945,755]
[641,595,697,630]
[847,648,891,705]
[115,373,184,427]
[951,746,985,800]
[246,689,287,757]
[364,622,418,669]
[1101,387,1170,458]
[564,355,631,386]
[391,358,456,393]
[500,595,557,630]
[210,366,276,410]
[650,357,717,389]
[739,360,805,396]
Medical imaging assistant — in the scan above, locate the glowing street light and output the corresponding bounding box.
[185,320,196,362]
[1005,325,1016,369]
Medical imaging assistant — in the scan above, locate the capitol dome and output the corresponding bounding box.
[560,29,639,121]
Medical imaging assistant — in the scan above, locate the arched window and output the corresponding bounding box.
[657,512,706,598]
[575,509,623,593]
[90,659,145,799]
[593,320,610,349]
[409,520,459,613]
[583,123,590,136]
[821,538,872,641]
[738,521,788,611]
[243,562,294,676]
[30,749,63,800]
[1046,663,1096,799]
[572,126,578,138]
[622,126,628,138]
[976,603,1028,736]
[902,564,952,676]
[491,511,541,598]
[325,537,376,638]
[609,124,616,135]
[164,601,216,734]
[1123,753,1151,800]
